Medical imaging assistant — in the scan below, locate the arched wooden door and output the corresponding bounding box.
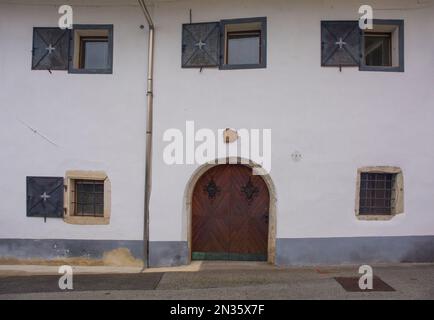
[192,164,270,261]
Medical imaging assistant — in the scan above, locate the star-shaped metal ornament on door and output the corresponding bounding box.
[241,178,259,203]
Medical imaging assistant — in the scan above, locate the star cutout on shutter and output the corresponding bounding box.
[40,192,51,201]
[335,37,347,49]
[45,44,56,54]
[321,21,361,67]
[195,40,206,50]
[182,22,220,68]
[27,176,64,218]
[32,28,69,70]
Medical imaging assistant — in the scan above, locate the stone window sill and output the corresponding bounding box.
[356,214,401,221]
[64,216,110,225]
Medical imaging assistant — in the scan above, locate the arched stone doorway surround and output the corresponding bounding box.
[183,157,277,264]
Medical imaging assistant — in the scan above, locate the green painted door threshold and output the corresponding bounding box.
[192,252,267,261]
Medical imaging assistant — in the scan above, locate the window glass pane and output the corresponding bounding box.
[84,40,109,69]
[95,205,104,215]
[364,33,391,67]
[78,182,93,193]
[82,204,94,215]
[77,192,93,204]
[95,183,104,193]
[95,193,104,205]
[227,33,260,65]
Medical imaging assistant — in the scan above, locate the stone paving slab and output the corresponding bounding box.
[0,273,164,294]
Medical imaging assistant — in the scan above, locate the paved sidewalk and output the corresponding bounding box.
[0,262,433,299]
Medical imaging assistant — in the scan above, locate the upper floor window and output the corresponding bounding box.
[181,17,267,70]
[226,31,261,65]
[320,19,404,72]
[79,37,109,70]
[69,25,113,74]
[364,32,392,67]
[360,20,404,72]
[221,17,267,69]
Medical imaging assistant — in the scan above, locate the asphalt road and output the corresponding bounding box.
[0,263,433,299]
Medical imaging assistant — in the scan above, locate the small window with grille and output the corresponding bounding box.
[356,167,404,220]
[64,171,111,225]
[74,180,104,217]
[359,173,394,215]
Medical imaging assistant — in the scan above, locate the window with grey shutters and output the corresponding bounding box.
[32,28,70,71]
[321,21,361,67]
[26,177,64,219]
[182,22,220,68]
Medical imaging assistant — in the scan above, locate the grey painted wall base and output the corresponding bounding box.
[0,239,188,267]
[276,236,434,266]
[1,236,433,267]
[0,239,144,261]
[149,241,189,267]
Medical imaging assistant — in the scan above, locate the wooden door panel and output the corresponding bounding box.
[192,164,269,261]
[229,165,269,256]
[192,165,231,255]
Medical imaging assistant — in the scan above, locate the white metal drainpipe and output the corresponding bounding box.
[138,0,154,269]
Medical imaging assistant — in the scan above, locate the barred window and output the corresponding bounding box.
[359,173,394,215]
[64,171,111,225]
[356,167,404,220]
[74,180,104,217]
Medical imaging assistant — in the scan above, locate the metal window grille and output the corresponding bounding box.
[73,180,104,217]
[359,173,395,215]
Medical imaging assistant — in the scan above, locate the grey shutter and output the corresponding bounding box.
[182,22,220,68]
[321,21,360,67]
[26,177,64,218]
[32,28,70,70]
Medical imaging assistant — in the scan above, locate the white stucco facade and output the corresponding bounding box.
[0,2,147,240]
[150,0,434,241]
[0,0,433,265]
